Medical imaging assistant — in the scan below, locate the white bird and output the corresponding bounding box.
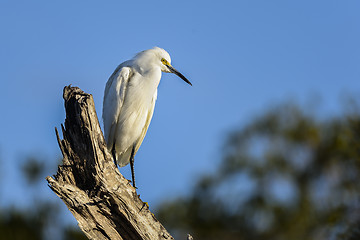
[102,47,191,188]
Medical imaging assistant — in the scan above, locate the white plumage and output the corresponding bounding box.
[102,47,191,187]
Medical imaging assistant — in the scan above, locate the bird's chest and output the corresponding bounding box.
[115,71,159,148]
[126,70,160,107]
[117,71,160,138]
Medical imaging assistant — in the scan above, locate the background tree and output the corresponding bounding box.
[0,156,87,240]
[157,101,360,240]
[1,100,359,240]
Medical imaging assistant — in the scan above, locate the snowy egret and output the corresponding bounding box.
[102,47,191,188]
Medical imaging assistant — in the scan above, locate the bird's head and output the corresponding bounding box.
[145,47,192,86]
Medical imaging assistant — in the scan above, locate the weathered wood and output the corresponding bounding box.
[46,86,174,240]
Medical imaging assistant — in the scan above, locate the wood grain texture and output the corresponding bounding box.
[46,86,174,240]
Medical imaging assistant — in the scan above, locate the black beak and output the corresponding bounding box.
[167,65,192,86]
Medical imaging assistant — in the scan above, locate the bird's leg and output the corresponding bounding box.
[112,143,117,167]
[129,145,136,188]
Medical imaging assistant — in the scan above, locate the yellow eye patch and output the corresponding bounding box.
[161,58,169,65]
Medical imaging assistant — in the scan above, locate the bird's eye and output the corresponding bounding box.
[161,58,168,65]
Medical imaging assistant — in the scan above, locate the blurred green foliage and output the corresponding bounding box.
[0,157,87,240]
[1,100,359,240]
[157,102,360,240]
[0,210,42,240]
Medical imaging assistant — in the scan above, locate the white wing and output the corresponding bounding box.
[134,89,157,154]
[102,64,132,150]
[116,89,157,167]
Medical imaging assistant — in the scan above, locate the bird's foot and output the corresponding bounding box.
[127,179,137,189]
[139,201,149,212]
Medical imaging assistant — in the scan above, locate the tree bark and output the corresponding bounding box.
[46,86,174,240]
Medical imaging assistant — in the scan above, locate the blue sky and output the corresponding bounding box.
[0,0,359,224]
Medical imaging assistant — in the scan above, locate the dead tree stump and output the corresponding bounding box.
[46,86,174,240]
